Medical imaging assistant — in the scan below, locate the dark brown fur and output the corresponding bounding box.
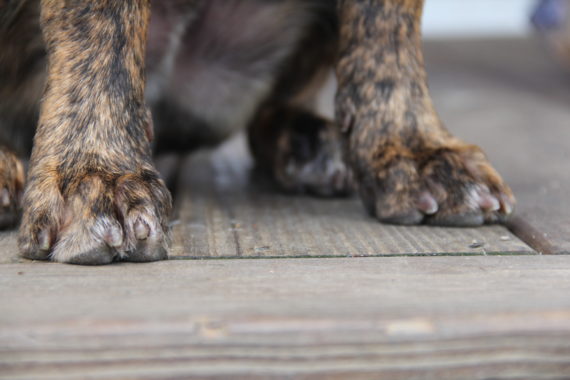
[0,0,514,264]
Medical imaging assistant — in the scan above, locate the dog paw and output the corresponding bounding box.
[355,143,515,226]
[19,168,172,265]
[274,120,353,197]
[0,148,25,229]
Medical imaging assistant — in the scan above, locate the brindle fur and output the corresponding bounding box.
[0,0,514,264]
[18,0,171,264]
[336,0,514,225]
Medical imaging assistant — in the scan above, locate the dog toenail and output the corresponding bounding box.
[134,219,150,240]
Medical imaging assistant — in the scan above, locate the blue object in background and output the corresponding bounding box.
[532,0,566,30]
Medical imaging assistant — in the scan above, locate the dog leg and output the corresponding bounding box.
[249,104,352,197]
[336,0,515,225]
[248,4,352,196]
[0,146,24,228]
[19,0,171,264]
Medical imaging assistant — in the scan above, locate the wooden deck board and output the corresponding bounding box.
[2,256,570,379]
[168,137,532,259]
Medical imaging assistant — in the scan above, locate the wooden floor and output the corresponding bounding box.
[1,38,570,379]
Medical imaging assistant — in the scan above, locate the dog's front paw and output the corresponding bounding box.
[19,166,171,265]
[0,148,25,229]
[353,142,515,226]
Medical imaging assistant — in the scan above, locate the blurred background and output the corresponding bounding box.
[423,0,570,67]
[423,0,536,38]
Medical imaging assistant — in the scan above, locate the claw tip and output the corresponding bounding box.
[134,219,150,240]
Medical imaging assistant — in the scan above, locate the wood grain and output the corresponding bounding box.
[2,256,570,379]
[167,136,532,259]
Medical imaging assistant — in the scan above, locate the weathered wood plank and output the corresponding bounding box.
[1,335,569,380]
[1,256,570,379]
[168,136,533,259]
